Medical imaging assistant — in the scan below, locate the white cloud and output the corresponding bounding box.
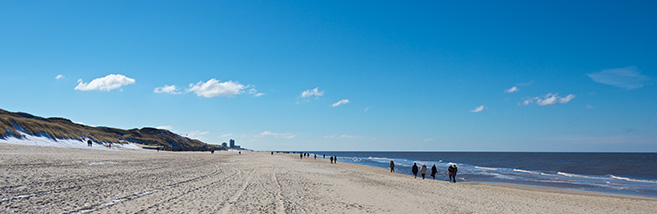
[55,74,64,80]
[470,105,484,112]
[187,79,246,97]
[75,74,136,91]
[505,86,518,93]
[586,104,594,109]
[522,93,576,106]
[587,66,651,89]
[301,87,324,98]
[186,130,209,139]
[156,125,173,130]
[219,133,233,138]
[154,85,181,94]
[559,94,575,104]
[331,99,349,107]
[424,138,434,142]
[256,131,296,139]
[248,88,265,97]
[364,106,370,112]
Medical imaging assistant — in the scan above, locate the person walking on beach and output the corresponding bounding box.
[314,154,316,159]
[452,165,458,183]
[431,164,437,179]
[330,156,333,164]
[412,163,419,178]
[448,165,458,183]
[333,156,337,164]
[87,140,92,147]
[448,165,454,182]
[390,161,395,172]
[420,164,427,179]
[300,153,303,159]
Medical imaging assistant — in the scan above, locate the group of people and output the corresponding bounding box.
[329,156,337,164]
[392,161,458,182]
[299,153,312,159]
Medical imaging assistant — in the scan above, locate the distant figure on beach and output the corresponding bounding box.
[420,165,427,179]
[333,156,337,164]
[87,140,92,147]
[314,154,316,159]
[211,150,214,154]
[390,161,395,172]
[448,165,458,183]
[271,152,273,155]
[300,153,303,159]
[323,154,325,159]
[239,151,241,155]
[431,164,437,179]
[330,156,333,163]
[108,143,111,149]
[412,163,419,178]
[157,147,160,152]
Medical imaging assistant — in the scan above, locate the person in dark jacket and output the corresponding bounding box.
[390,161,395,172]
[431,164,437,179]
[448,165,458,183]
[330,156,333,164]
[412,163,419,178]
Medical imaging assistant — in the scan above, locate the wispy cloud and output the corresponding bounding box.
[248,88,265,97]
[301,87,324,98]
[587,66,651,89]
[586,104,594,109]
[55,74,64,80]
[187,79,246,97]
[505,86,518,93]
[186,130,210,139]
[424,138,434,142]
[256,131,296,139]
[470,105,484,112]
[75,74,135,91]
[219,133,233,138]
[331,99,349,107]
[517,81,534,86]
[522,93,576,106]
[325,134,361,139]
[154,85,181,94]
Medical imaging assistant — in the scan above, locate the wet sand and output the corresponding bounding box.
[1,143,655,213]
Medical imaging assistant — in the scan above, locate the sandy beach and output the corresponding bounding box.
[1,143,655,213]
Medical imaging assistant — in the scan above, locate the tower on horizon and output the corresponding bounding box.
[229,139,235,148]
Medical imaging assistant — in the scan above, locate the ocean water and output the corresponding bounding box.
[308,152,657,198]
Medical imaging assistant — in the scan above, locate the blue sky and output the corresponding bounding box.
[1,1,656,151]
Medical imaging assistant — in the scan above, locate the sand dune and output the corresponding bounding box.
[1,143,654,213]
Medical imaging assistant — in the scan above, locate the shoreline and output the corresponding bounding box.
[297,152,657,200]
[305,151,657,198]
[2,143,655,213]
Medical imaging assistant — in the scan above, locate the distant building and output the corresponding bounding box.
[221,142,227,147]
[229,139,235,148]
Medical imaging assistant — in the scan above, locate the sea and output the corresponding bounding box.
[306,152,657,198]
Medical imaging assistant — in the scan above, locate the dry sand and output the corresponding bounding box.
[1,143,655,213]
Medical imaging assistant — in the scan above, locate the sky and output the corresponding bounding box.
[1,1,656,152]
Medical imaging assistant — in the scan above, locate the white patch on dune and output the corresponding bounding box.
[0,132,141,151]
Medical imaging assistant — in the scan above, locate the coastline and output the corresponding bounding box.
[1,143,655,213]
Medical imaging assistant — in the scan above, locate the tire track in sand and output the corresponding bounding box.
[272,171,287,214]
[218,168,255,214]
